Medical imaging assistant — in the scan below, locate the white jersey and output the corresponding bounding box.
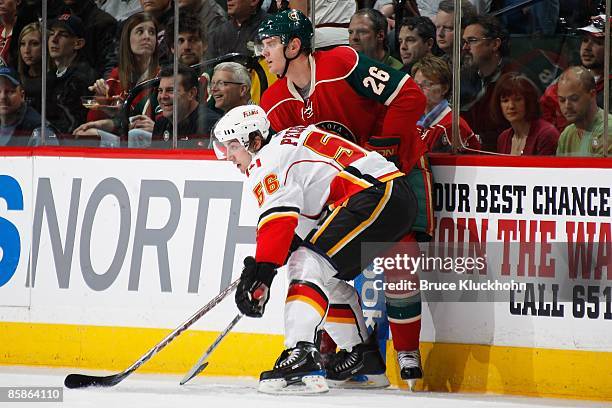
[245,125,402,266]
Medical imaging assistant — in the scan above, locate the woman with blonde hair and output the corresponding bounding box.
[17,21,43,112]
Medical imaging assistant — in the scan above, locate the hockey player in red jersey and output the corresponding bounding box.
[256,9,427,388]
[212,105,418,394]
[256,9,427,174]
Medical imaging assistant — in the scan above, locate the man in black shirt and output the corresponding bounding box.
[206,0,269,58]
[151,64,221,148]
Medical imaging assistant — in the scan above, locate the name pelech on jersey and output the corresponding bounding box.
[247,125,403,266]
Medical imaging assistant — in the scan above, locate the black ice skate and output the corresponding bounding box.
[258,341,328,394]
[398,349,423,391]
[325,331,390,389]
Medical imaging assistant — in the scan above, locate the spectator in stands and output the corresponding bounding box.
[412,55,479,152]
[178,0,227,41]
[433,0,477,64]
[422,0,489,18]
[206,0,269,59]
[210,62,252,113]
[289,0,355,49]
[541,15,611,134]
[46,14,97,136]
[398,16,438,73]
[0,0,18,66]
[139,0,173,63]
[0,67,58,146]
[166,12,212,103]
[501,0,558,35]
[150,64,221,148]
[491,72,559,155]
[6,1,60,71]
[87,12,160,124]
[17,22,42,113]
[349,8,402,70]
[556,66,612,157]
[460,14,515,152]
[63,0,118,79]
[165,13,207,67]
[73,12,159,146]
[98,0,142,22]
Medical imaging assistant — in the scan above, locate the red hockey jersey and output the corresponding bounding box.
[260,46,427,173]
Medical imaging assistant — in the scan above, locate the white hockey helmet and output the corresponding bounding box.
[212,105,270,159]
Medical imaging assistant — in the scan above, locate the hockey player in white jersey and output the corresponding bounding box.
[212,105,418,394]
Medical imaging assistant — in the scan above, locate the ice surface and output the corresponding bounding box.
[0,366,608,408]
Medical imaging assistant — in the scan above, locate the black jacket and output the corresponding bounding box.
[46,60,98,135]
[206,9,269,59]
[152,104,221,149]
[0,104,58,146]
[67,0,119,79]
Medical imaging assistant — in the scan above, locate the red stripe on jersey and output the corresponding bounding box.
[327,174,368,208]
[256,215,298,265]
[326,305,357,324]
[286,282,329,316]
[327,305,355,319]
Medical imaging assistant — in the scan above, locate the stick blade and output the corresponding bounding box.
[180,362,209,385]
[64,373,123,389]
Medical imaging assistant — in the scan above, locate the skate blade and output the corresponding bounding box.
[405,378,422,391]
[327,373,390,389]
[258,375,329,395]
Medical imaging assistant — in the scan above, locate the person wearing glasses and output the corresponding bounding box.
[459,14,525,152]
[210,62,252,113]
[412,55,479,152]
[432,0,477,65]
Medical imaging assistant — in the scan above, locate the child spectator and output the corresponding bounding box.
[45,14,97,136]
[62,0,119,79]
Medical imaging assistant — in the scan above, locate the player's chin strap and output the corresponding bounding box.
[280,43,301,78]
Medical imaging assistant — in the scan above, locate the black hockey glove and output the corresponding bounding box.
[235,256,277,318]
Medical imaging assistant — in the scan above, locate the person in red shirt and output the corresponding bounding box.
[411,55,480,153]
[492,72,558,155]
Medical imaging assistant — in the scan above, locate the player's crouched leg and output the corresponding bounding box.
[258,247,336,394]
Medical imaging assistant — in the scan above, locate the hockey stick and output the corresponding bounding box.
[64,278,241,389]
[180,287,266,385]
[180,313,243,385]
